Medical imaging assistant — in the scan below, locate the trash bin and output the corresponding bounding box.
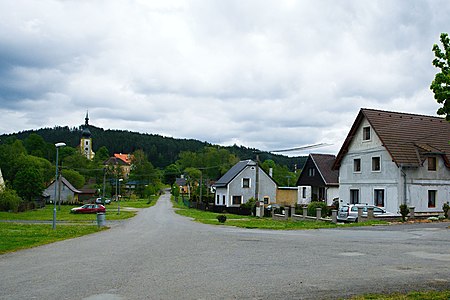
[96,212,106,227]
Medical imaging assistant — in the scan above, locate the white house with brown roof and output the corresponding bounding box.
[333,108,450,214]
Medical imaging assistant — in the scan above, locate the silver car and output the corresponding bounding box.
[337,204,395,222]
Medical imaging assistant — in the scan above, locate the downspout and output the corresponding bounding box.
[400,165,407,206]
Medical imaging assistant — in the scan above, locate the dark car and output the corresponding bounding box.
[71,204,106,214]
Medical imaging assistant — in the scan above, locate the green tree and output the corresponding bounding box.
[0,187,22,212]
[431,32,450,120]
[62,169,85,189]
[130,149,160,197]
[93,146,110,165]
[13,166,45,202]
[24,133,49,159]
[163,164,181,184]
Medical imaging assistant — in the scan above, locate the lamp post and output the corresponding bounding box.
[117,178,123,214]
[53,142,66,230]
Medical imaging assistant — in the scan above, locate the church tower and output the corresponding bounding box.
[80,111,95,160]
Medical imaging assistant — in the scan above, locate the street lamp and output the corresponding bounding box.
[117,178,123,214]
[53,142,66,230]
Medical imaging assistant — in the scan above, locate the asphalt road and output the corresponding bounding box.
[1,193,449,300]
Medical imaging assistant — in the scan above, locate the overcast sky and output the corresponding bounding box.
[0,0,448,155]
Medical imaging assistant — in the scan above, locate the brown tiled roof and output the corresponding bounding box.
[310,154,339,185]
[333,108,450,169]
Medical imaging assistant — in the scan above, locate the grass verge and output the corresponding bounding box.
[349,290,450,299]
[172,198,388,230]
[0,223,106,255]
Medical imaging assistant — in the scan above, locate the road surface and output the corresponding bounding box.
[1,192,449,299]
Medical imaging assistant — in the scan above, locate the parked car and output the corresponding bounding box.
[71,204,106,214]
[337,204,396,222]
[95,198,111,205]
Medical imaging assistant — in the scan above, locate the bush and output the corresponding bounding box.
[0,188,22,212]
[307,201,328,217]
[443,202,449,219]
[399,204,409,222]
[217,215,227,223]
[240,197,256,216]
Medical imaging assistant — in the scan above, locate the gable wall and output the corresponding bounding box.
[339,118,401,213]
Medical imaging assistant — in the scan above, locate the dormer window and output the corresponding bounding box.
[363,126,371,141]
[428,157,437,171]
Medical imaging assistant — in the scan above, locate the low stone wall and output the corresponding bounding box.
[273,207,337,223]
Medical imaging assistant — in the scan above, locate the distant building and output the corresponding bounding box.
[0,167,4,191]
[80,111,95,160]
[103,153,133,179]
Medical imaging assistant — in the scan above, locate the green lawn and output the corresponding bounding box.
[172,198,389,230]
[0,196,159,222]
[0,196,159,254]
[350,290,450,300]
[0,223,106,254]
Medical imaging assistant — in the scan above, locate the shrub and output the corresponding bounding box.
[307,201,328,217]
[0,188,22,212]
[240,197,256,216]
[399,204,409,222]
[217,215,227,223]
[443,202,449,219]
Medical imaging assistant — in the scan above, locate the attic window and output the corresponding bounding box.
[428,157,437,171]
[363,126,371,141]
[308,168,315,177]
[242,178,250,188]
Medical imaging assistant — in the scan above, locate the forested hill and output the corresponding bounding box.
[1,125,306,170]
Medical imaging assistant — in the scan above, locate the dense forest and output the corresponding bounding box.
[1,125,307,170]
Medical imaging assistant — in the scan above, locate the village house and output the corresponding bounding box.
[296,153,339,206]
[332,108,450,214]
[213,160,277,207]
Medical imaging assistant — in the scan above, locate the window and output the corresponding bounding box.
[428,157,437,171]
[428,190,436,208]
[350,189,359,204]
[374,189,384,207]
[216,195,219,205]
[372,157,381,172]
[302,187,307,198]
[354,158,361,172]
[86,141,89,145]
[263,196,269,204]
[222,195,225,205]
[308,168,315,177]
[363,126,371,141]
[232,196,242,205]
[242,178,250,188]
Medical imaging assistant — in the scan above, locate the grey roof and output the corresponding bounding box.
[175,177,187,186]
[48,176,82,194]
[213,160,256,188]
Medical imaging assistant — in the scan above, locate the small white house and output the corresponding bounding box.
[333,108,450,214]
[213,160,277,207]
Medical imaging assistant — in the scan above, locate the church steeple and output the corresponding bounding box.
[80,111,94,160]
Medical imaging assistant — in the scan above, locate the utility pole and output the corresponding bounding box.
[255,154,259,202]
